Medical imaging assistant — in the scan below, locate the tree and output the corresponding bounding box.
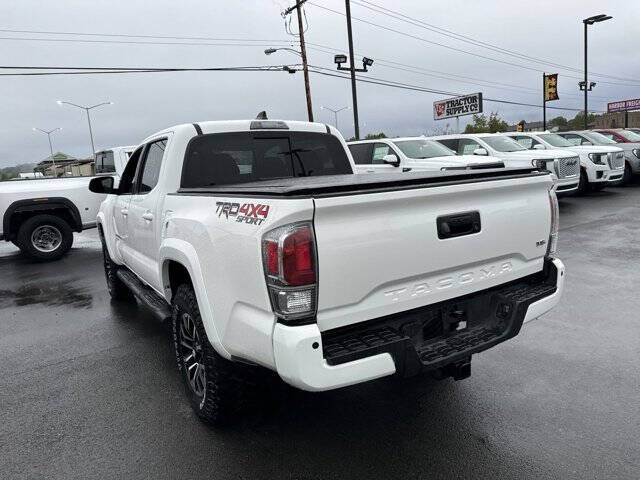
[549,116,568,128]
[464,114,489,133]
[567,111,600,130]
[487,112,509,133]
[464,112,508,133]
[364,132,387,140]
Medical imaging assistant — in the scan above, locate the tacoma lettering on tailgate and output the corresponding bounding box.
[383,262,513,302]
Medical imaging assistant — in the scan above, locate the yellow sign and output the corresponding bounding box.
[544,74,559,102]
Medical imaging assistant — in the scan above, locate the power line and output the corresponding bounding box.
[0,36,296,48]
[0,65,301,76]
[308,65,599,113]
[305,43,609,101]
[306,2,640,88]
[0,28,294,44]
[352,0,640,84]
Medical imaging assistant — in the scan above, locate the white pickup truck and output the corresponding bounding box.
[92,119,565,424]
[0,145,132,261]
[503,132,624,193]
[347,137,504,173]
[430,133,580,194]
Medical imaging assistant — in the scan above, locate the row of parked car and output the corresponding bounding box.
[348,128,640,195]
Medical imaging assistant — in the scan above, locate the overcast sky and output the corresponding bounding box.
[1,0,638,167]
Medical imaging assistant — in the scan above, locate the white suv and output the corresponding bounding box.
[348,137,504,174]
[504,132,624,194]
[430,133,580,194]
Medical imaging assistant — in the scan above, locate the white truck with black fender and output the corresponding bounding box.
[91,119,565,424]
[0,145,133,260]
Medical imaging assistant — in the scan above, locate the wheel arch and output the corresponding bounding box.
[159,238,230,359]
[3,197,82,240]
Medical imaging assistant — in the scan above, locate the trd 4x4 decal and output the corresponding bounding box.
[215,202,270,225]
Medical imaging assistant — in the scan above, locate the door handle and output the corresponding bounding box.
[120,208,128,216]
[142,212,154,221]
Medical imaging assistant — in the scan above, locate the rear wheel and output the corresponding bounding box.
[16,214,73,261]
[172,283,253,425]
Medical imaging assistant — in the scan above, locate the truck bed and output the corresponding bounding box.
[175,168,545,198]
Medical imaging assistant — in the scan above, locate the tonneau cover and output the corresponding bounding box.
[176,167,545,198]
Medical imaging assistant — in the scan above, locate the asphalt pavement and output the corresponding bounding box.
[1,184,639,480]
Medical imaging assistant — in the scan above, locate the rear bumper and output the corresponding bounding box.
[273,258,565,391]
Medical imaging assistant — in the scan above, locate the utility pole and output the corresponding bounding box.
[581,14,612,130]
[345,0,359,139]
[542,72,546,131]
[283,0,313,121]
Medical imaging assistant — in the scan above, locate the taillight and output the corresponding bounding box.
[262,222,317,323]
[547,187,559,257]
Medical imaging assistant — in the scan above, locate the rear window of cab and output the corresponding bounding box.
[181,131,352,188]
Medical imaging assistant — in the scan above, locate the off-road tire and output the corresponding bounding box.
[172,283,253,425]
[576,170,589,195]
[622,164,633,185]
[16,214,73,261]
[100,237,134,301]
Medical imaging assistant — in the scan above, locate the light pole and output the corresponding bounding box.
[581,14,612,130]
[320,106,349,130]
[33,127,62,174]
[265,47,314,121]
[57,100,113,160]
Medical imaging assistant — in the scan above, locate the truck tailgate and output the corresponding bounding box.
[313,174,552,331]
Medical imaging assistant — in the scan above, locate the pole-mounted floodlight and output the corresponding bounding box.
[33,127,62,174]
[57,100,112,160]
[582,14,612,129]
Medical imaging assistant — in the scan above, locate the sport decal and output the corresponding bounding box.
[215,202,270,225]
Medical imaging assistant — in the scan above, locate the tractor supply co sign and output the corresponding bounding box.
[607,98,640,113]
[433,93,483,120]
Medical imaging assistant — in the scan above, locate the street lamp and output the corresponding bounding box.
[57,100,113,160]
[265,47,314,121]
[320,105,349,130]
[582,14,612,130]
[33,127,62,174]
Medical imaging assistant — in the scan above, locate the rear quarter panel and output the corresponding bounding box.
[160,194,314,367]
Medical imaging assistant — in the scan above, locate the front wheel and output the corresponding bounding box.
[16,214,73,261]
[622,164,633,185]
[576,170,589,195]
[172,284,253,425]
[101,237,134,301]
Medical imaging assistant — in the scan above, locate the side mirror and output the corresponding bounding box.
[89,176,117,194]
[383,154,400,167]
[533,144,545,150]
[473,148,488,156]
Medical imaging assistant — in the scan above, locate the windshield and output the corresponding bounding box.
[480,136,526,152]
[393,139,455,158]
[619,130,640,142]
[582,131,617,145]
[538,134,574,148]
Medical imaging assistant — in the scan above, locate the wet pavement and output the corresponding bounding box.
[1,185,639,480]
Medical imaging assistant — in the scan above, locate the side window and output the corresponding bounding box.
[138,139,167,194]
[371,143,396,164]
[118,147,143,194]
[348,143,373,165]
[513,136,536,149]
[459,139,482,155]
[560,134,581,146]
[599,132,617,141]
[437,139,458,152]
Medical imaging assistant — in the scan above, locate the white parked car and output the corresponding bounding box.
[430,133,580,194]
[0,145,132,260]
[93,119,564,424]
[347,137,504,173]
[504,132,624,193]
